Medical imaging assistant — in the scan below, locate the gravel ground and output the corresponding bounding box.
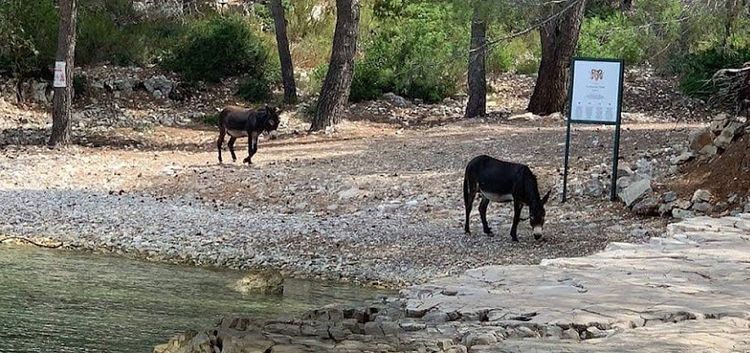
[0,113,693,287]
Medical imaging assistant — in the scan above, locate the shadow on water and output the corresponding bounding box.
[0,245,392,353]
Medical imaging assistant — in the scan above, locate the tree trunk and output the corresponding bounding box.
[269,0,297,104]
[465,7,487,119]
[310,0,360,132]
[49,0,78,147]
[527,0,586,116]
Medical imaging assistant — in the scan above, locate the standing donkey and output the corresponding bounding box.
[463,154,551,241]
[216,105,280,164]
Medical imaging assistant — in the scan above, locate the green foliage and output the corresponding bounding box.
[164,14,271,83]
[350,2,467,102]
[73,73,88,98]
[577,14,644,64]
[487,32,540,74]
[237,76,272,102]
[0,1,58,77]
[673,46,750,97]
[76,9,185,67]
[201,113,220,126]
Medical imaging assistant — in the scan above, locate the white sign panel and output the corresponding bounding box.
[569,59,623,124]
[53,61,67,88]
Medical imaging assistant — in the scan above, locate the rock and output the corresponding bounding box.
[144,75,173,98]
[714,122,744,150]
[632,196,659,216]
[152,90,164,100]
[709,114,730,134]
[231,269,284,295]
[691,189,712,203]
[383,92,409,107]
[674,199,692,210]
[662,191,678,203]
[616,166,634,178]
[462,332,497,347]
[584,326,606,339]
[634,158,653,177]
[689,128,714,153]
[692,202,712,213]
[698,144,718,157]
[583,178,606,197]
[713,202,729,213]
[423,310,449,324]
[544,325,563,338]
[670,152,694,165]
[618,179,652,207]
[744,203,750,213]
[672,208,696,219]
[338,187,364,200]
[658,202,675,217]
[562,328,580,340]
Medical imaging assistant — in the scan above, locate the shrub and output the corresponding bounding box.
[73,73,88,98]
[0,1,58,77]
[672,46,750,97]
[164,14,271,83]
[350,3,466,103]
[237,76,272,102]
[577,14,645,64]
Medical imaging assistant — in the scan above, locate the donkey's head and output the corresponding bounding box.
[263,105,281,139]
[530,188,552,240]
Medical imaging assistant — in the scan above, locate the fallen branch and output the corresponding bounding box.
[0,236,64,249]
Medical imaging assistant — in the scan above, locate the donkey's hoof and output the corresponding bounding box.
[484,230,494,237]
[511,236,519,242]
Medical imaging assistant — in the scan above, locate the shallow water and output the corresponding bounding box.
[0,245,391,353]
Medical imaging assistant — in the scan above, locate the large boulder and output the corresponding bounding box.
[618,179,652,207]
[383,92,410,108]
[232,269,284,295]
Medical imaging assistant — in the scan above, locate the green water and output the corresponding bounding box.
[0,245,390,353]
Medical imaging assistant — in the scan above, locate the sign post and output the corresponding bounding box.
[562,57,625,203]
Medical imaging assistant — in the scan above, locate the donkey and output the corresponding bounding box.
[463,155,551,241]
[216,105,280,164]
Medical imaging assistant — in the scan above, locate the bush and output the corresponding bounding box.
[350,3,466,103]
[164,15,271,83]
[673,46,750,97]
[73,73,88,98]
[0,1,58,77]
[237,76,272,102]
[577,14,645,64]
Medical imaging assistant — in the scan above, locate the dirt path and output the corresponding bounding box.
[0,116,697,286]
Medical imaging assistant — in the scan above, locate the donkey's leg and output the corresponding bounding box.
[464,179,477,234]
[243,131,259,164]
[479,198,493,236]
[228,137,237,162]
[509,200,523,242]
[216,129,226,164]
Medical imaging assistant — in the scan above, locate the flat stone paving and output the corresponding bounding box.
[158,214,750,353]
[402,214,750,352]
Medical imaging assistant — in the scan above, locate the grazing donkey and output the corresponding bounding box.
[463,155,551,241]
[216,105,280,164]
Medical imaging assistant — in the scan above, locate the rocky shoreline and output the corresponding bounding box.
[155,214,750,353]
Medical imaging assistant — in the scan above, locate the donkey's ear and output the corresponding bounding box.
[542,188,552,205]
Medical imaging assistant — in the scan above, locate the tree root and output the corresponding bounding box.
[0,236,64,249]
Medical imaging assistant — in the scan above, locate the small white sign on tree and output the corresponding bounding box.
[53,61,67,88]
